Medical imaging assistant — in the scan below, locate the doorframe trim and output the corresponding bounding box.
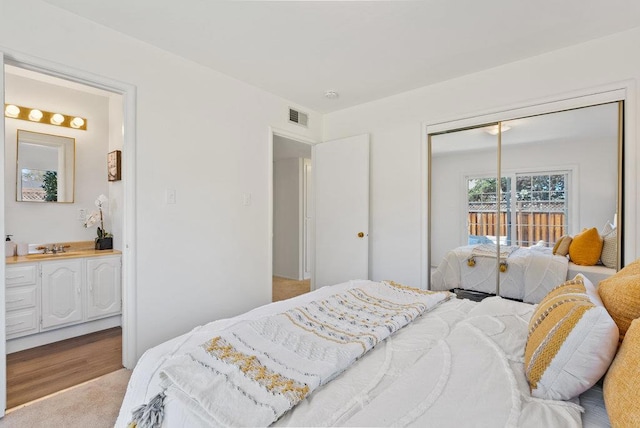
[421,80,637,290]
[0,47,138,413]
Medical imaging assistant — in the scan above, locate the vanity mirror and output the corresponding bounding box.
[16,130,75,203]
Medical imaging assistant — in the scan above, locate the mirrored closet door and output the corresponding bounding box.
[429,102,623,298]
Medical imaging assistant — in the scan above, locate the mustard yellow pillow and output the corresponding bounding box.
[552,235,572,256]
[598,258,640,342]
[604,318,640,427]
[568,228,603,266]
[525,275,619,400]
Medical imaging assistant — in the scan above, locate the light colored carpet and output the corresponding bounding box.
[272,276,311,302]
[0,368,131,428]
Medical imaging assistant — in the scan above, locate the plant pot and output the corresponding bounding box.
[95,237,113,250]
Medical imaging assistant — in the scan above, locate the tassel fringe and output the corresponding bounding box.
[128,391,166,428]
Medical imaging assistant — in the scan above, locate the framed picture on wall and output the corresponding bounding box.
[108,150,121,182]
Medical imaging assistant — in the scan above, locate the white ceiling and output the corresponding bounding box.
[43,0,640,113]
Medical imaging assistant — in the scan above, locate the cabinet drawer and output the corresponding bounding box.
[6,308,38,337]
[6,265,37,287]
[6,286,37,311]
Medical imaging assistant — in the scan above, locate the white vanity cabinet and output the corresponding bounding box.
[41,259,83,329]
[5,264,39,339]
[86,256,121,320]
[5,254,122,343]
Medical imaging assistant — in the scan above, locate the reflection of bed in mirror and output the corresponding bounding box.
[431,243,568,303]
[428,101,623,301]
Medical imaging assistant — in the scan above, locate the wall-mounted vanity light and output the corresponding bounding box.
[4,103,87,131]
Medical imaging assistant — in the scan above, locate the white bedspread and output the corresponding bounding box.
[431,245,568,303]
[116,280,584,427]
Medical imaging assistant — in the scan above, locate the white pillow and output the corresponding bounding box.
[524,274,619,400]
[600,228,617,269]
[600,221,615,236]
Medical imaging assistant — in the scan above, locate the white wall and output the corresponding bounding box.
[0,0,322,358]
[324,27,640,287]
[4,73,109,245]
[273,158,302,279]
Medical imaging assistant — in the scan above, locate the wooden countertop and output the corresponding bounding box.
[6,248,121,264]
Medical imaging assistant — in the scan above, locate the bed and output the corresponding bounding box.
[116,277,617,428]
[431,244,569,303]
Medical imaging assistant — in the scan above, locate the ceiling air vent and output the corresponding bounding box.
[289,108,309,127]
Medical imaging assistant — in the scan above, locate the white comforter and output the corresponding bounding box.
[117,280,585,427]
[431,245,569,303]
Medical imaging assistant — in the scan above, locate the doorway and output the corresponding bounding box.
[271,133,313,301]
[2,57,134,411]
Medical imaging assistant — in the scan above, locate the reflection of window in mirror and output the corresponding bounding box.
[466,171,570,248]
[21,169,58,202]
[16,130,75,203]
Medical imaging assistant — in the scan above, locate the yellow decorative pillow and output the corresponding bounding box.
[525,274,619,400]
[568,228,603,266]
[604,318,640,427]
[598,258,640,342]
[552,235,572,256]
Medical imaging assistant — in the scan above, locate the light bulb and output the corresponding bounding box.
[70,117,85,128]
[5,104,20,118]
[28,109,43,121]
[484,124,511,135]
[51,113,65,125]
[324,90,339,99]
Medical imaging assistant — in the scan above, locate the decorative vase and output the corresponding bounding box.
[95,237,113,250]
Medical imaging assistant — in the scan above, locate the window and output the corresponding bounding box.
[467,171,569,247]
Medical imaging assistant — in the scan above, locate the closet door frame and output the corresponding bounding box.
[422,83,635,290]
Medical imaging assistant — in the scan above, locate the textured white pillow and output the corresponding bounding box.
[600,228,617,269]
[525,274,619,400]
[601,221,615,236]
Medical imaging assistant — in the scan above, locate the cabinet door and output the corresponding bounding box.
[41,260,83,329]
[86,257,121,320]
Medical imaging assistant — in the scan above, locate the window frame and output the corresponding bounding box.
[465,165,578,248]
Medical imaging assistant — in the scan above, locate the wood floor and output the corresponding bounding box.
[272,276,311,302]
[6,327,123,409]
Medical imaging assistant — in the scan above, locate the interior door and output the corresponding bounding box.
[313,134,369,288]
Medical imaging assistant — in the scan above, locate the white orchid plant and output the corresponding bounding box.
[83,194,112,239]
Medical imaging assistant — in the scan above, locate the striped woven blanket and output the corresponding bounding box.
[471,243,519,259]
[129,281,453,427]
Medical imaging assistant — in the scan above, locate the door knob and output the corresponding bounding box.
[357,232,365,238]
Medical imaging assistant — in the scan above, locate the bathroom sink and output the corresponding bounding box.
[25,251,83,259]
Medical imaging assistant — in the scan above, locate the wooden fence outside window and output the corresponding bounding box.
[468,205,567,247]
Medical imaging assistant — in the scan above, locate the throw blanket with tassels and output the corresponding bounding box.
[129,281,453,428]
[471,243,519,259]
